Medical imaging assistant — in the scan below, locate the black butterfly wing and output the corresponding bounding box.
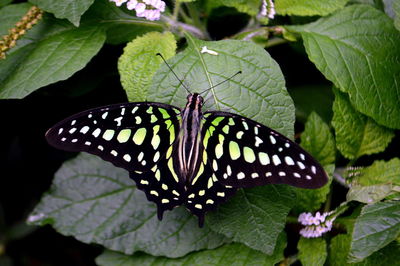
[46,102,186,216]
[46,102,181,173]
[201,111,328,189]
[183,147,238,226]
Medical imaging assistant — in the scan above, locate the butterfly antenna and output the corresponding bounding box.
[156,53,191,94]
[199,71,242,95]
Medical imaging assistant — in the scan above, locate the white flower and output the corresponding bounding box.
[135,3,146,13]
[111,0,128,7]
[298,211,334,238]
[127,0,138,10]
[110,0,165,21]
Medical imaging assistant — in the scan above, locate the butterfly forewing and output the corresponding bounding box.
[46,102,181,173]
[202,111,328,189]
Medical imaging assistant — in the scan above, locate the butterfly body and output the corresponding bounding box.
[46,93,328,227]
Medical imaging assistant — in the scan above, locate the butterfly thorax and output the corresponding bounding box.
[176,93,204,186]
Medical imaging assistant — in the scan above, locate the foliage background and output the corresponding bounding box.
[0,0,399,265]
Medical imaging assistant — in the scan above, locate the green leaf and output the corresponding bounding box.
[275,0,349,16]
[207,186,295,255]
[213,0,260,16]
[0,20,105,99]
[328,234,352,266]
[394,0,400,31]
[347,184,395,204]
[118,32,176,102]
[0,0,12,8]
[298,237,327,266]
[29,0,95,26]
[349,201,400,262]
[329,233,400,265]
[288,5,400,129]
[301,112,335,166]
[149,34,295,138]
[347,158,400,203]
[96,234,286,266]
[356,158,400,186]
[27,153,227,257]
[82,0,164,45]
[293,164,334,212]
[332,89,394,160]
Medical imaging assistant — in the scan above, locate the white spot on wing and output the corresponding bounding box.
[284,156,295,165]
[92,128,101,137]
[237,172,245,179]
[80,126,90,134]
[114,117,123,126]
[311,166,317,174]
[272,155,281,165]
[270,135,276,144]
[297,161,306,169]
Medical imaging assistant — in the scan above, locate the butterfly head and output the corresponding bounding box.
[186,93,204,110]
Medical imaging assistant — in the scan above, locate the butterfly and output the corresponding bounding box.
[46,61,328,227]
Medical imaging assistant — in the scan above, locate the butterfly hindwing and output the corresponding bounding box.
[202,111,328,189]
[184,148,238,226]
[45,102,181,173]
[130,150,186,220]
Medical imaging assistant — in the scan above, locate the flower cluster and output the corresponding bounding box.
[260,0,276,19]
[110,0,166,21]
[298,211,334,238]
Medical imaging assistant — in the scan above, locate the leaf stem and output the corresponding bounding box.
[266,37,288,48]
[161,15,206,39]
[172,0,181,21]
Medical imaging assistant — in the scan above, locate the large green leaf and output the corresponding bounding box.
[149,34,295,138]
[275,0,349,16]
[297,237,327,266]
[329,233,400,265]
[349,201,400,262]
[288,5,400,129]
[27,153,227,258]
[207,186,295,255]
[29,0,95,26]
[118,32,176,102]
[0,4,105,99]
[332,89,394,160]
[96,234,286,266]
[0,0,12,8]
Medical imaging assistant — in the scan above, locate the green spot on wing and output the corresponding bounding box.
[229,141,241,160]
[117,129,131,143]
[243,146,256,163]
[212,117,224,126]
[133,128,146,145]
[103,129,115,141]
[158,108,170,119]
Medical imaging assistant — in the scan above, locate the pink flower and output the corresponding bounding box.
[298,211,334,238]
